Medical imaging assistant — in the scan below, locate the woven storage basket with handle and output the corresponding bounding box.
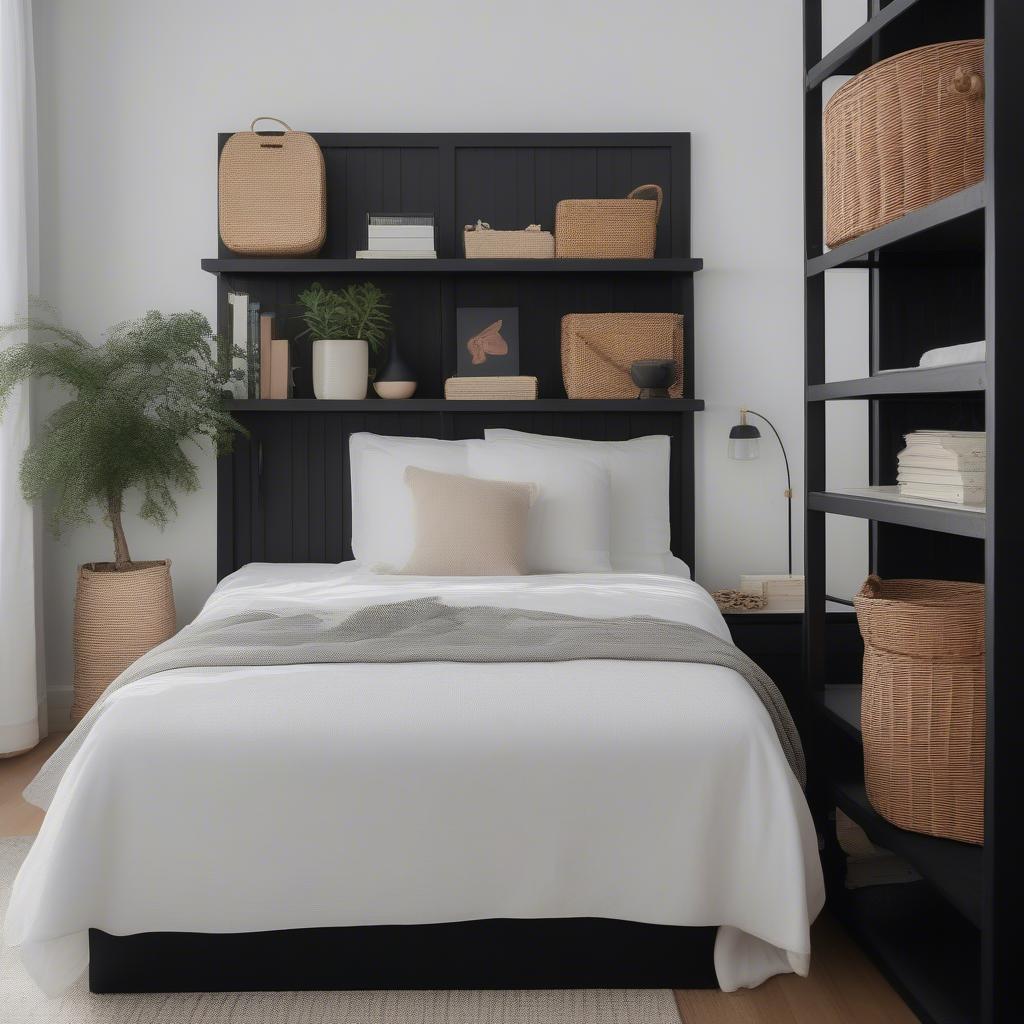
[218,117,326,256]
[72,560,177,723]
[854,574,985,844]
[824,40,984,247]
[561,312,682,399]
[555,185,663,258]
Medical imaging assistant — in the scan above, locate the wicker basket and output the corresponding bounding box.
[218,117,326,256]
[555,185,663,258]
[854,574,985,844]
[463,222,555,258]
[561,312,682,399]
[72,560,177,722]
[824,40,984,247]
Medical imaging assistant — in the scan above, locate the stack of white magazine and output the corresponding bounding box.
[356,214,436,259]
[897,430,986,505]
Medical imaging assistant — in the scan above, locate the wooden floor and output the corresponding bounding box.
[1,734,917,1023]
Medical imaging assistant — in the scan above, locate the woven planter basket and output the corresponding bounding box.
[218,117,326,256]
[823,39,984,247]
[72,560,176,723]
[555,185,662,258]
[561,312,682,399]
[854,574,985,845]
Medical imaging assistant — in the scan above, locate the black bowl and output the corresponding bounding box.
[629,359,675,397]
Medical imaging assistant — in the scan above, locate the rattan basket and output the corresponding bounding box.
[72,560,177,722]
[854,575,985,844]
[555,185,663,258]
[218,117,326,256]
[561,312,682,399]
[823,40,984,247]
[463,222,554,258]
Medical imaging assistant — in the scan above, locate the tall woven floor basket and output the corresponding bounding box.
[72,561,176,723]
[854,575,985,844]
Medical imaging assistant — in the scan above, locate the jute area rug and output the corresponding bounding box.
[1,837,683,1024]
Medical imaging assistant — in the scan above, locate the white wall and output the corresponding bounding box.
[31,0,868,719]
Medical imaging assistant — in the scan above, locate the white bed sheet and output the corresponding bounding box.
[5,563,823,995]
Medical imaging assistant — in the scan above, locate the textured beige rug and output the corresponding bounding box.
[1,838,682,1024]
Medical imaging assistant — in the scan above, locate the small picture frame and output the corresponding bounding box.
[456,307,519,377]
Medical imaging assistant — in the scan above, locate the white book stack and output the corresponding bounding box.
[897,430,986,505]
[357,214,437,259]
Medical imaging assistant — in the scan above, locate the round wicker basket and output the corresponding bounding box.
[854,575,985,845]
[72,560,176,723]
[823,39,984,247]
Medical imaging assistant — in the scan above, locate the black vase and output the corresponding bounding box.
[373,338,417,399]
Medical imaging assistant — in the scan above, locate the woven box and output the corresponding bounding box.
[854,575,985,845]
[464,223,554,258]
[218,117,326,256]
[555,185,662,258]
[824,40,984,247]
[561,312,682,399]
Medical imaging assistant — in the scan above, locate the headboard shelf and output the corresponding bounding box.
[214,131,701,579]
[202,258,703,275]
[224,398,705,414]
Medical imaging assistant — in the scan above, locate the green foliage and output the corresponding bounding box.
[0,309,244,566]
[295,282,391,353]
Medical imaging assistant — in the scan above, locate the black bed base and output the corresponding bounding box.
[89,919,718,993]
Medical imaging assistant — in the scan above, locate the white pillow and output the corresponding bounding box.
[467,441,612,573]
[484,429,682,575]
[349,433,483,571]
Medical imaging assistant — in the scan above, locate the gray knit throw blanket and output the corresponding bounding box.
[26,597,804,809]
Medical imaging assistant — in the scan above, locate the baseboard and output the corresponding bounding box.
[46,685,73,733]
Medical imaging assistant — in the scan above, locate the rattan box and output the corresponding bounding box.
[463,222,554,258]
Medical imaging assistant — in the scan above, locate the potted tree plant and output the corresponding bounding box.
[0,309,242,721]
[296,282,391,400]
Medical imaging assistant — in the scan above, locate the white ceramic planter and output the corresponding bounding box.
[312,339,369,400]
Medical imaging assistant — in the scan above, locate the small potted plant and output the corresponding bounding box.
[0,309,242,721]
[296,282,391,400]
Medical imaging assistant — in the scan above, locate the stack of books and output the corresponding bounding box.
[356,214,436,259]
[897,429,986,505]
[444,376,538,400]
[226,293,292,399]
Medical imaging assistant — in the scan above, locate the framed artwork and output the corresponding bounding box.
[456,307,519,377]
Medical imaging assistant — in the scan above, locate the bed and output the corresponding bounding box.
[5,428,824,996]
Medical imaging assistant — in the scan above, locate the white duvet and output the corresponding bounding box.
[5,563,824,995]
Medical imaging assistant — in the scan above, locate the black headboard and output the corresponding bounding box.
[211,133,702,578]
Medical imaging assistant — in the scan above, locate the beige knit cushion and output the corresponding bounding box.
[401,467,537,576]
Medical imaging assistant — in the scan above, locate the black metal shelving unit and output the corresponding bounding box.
[804,3,1023,1022]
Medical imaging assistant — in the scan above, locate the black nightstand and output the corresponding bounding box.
[723,608,862,727]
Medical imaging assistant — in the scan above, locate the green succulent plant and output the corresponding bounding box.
[294,282,391,353]
[0,309,244,570]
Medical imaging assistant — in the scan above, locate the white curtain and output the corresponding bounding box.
[0,0,44,754]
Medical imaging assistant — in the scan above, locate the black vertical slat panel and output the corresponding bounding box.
[262,414,294,562]
[515,149,536,228]
[306,414,326,562]
[399,148,441,221]
[250,436,264,563]
[454,149,493,235]
[325,414,345,563]
[438,143,456,258]
[321,146,349,256]
[671,136,691,256]
[292,414,310,561]
[380,148,402,211]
